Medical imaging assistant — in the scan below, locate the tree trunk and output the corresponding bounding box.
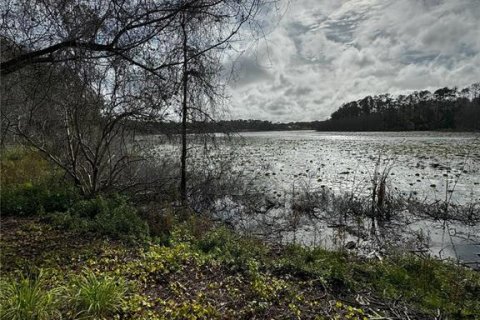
[180,18,188,204]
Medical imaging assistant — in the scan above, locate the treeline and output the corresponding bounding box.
[315,83,480,131]
[129,119,319,134]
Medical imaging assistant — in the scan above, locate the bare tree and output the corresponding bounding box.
[1,52,171,196]
[1,0,269,199]
[1,0,263,78]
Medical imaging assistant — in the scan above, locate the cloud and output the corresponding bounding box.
[227,0,480,122]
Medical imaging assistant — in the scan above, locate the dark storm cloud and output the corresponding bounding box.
[232,55,273,87]
[284,86,313,97]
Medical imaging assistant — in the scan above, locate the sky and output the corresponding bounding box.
[227,0,480,122]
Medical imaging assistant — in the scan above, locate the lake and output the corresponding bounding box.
[229,131,480,204]
[150,130,480,268]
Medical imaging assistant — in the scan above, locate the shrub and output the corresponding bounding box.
[0,273,61,320]
[0,148,79,216]
[0,148,52,186]
[139,204,177,245]
[69,196,112,219]
[48,195,149,240]
[195,227,268,270]
[70,270,126,319]
[94,200,149,240]
[1,183,79,216]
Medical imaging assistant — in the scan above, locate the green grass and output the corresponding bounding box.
[0,272,61,320]
[0,270,127,320]
[354,255,480,317]
[0,147,53,186]
[270,244,480,318]
[70,270,126,319]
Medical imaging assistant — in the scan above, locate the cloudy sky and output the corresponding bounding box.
[227,0,480,122]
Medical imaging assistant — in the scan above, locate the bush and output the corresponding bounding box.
[0,148,52,186]
[1,182,79,216]
[0,147,79,216]
[139,203,177,245]
[48,195,149,240]
[94,200,149,239]
[195,227,268,270]
[70,270,126,319]
[0,273,61,320]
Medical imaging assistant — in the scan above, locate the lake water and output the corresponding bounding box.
[230,131,480,204]
[150,130,480,268]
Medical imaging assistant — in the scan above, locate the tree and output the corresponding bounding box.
[314,83,480,132]
[1,0,268,198]
[1,0,261,76]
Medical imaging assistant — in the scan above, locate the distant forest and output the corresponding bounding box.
[131,83,480,134]
[314,83,480,131]
[130,119,317,134]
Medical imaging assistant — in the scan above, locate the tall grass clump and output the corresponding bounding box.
[0,273,61,320]
[70,270,126,319]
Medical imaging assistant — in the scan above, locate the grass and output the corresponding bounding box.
[70,270,126,319]
[0,269,127,320]
[0,272,61,320]
[0,147,53,186]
